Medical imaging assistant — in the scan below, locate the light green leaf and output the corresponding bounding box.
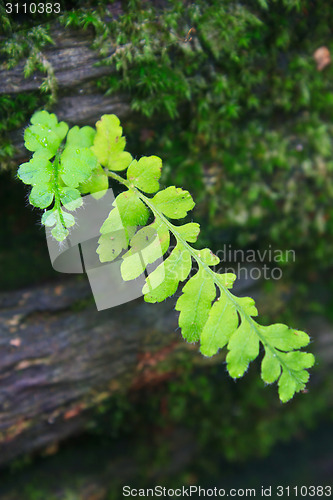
[98,205,132,262]
[152,186,195,219]
[261,349,281,384]
[226,319,260,378]
[150,219,170,255]
[176,222,200,243]
[278,351,315,371]
[60,187,83,211]
[52,222,68,242]
[31,111,68,139]
[24,125,60,156]
[41,209,57,227]
[97,231,128,263]
[79,165,108,200]
[217,273,237,289]
[29,183,54,208]
[237,296,258,317]
[194,248,220,266]
[97,191,149,263]
[127,156,162,193]
[278,368,309,403]
[61,210,76,228]
[66,125,95,148]
[18,151,52,186]
[100,206,125,235]
[114,190,150,228]
[176,267,216,343]
[259,324,310,350]
[260,324,314,400]
[121,226,163,281]
[25,110,68,156]
[143,243,192,302]
[60,146,98,188]
[200,293,238,356]
[43,209,75,242]
[91,114,132,171]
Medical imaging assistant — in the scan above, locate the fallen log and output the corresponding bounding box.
[0,277,213,466]
[0,24,115,95]
[1,273,332,467]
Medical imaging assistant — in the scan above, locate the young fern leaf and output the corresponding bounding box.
[91,114,133,171]
[17,112,315,403]
[18,111,111,240]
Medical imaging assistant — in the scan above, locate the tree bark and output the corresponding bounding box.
[0,276,214,466]
[0,25,115,94]
[0,22,131,161]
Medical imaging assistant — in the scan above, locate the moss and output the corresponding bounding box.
[87,0,333,268]
[0,93,38,163]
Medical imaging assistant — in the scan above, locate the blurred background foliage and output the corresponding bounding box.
[0,0,333,495]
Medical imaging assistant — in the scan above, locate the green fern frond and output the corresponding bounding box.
[18,111,106,240]
[17,112,315,402]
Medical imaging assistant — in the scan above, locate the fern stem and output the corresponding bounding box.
[52,151,66,229]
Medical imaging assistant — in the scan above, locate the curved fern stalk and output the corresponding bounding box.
[17,112,315,403]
